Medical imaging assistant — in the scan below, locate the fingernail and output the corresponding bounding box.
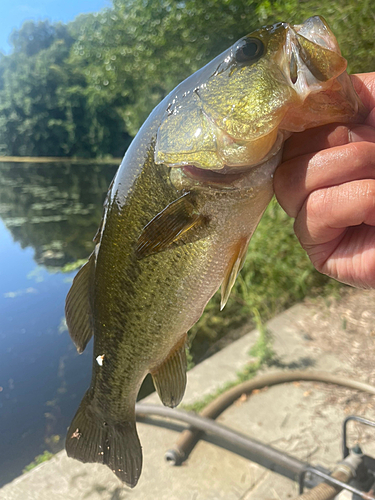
[349,125,375,143]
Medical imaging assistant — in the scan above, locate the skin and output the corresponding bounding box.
[274,72,375,289]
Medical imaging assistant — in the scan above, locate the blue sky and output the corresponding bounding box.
[0,0,111,54]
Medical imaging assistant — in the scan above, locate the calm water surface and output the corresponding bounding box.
[0,161,118,486]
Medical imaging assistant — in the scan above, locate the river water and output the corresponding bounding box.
[0,161,119,485]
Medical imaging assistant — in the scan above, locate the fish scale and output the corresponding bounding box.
[65,16,364,487]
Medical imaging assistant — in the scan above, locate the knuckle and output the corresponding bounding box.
[274,158,309,218]
[305,189,330,221]
[364,180,375,217]
[350,141,375,169]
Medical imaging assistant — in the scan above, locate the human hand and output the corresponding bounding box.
[274,73,375,288]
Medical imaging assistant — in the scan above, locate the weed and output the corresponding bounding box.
[183,313,274,413]
[22,451,54,473]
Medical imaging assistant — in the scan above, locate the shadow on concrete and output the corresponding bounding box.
[269,356,316,370]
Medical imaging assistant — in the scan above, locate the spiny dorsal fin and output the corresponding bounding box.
[136,192,206,259]
[151,340,187,408]
[65,390,142,488]
[65,253,95,353]
[220,238,249,311]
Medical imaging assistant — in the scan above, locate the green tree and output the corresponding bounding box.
[9,20,72,57]
[0,21,75,156]
[0,1,374,157]
[0,19,131,157]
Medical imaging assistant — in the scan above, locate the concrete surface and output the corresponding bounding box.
[2,289,375,500]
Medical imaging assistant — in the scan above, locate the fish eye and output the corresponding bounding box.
[234,37,264,64]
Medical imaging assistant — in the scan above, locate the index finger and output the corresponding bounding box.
[282,123,375,162]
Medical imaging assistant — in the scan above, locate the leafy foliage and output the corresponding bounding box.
[0,19,131,157]
[0,22,74,156]
[1,1,373,157]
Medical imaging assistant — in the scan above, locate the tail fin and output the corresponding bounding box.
[65,391,142,488]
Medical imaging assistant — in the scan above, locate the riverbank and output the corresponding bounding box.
[0,156,122,163]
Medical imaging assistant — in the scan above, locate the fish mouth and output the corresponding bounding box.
[181,165,246,185]
[278,16,365,131]
[283,16,347,93]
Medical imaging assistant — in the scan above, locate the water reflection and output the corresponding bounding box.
[0,162,117,269]
[0,161,117,486]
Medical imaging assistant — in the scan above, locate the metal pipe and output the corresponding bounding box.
[136,403,307,481]
[135,371,375,499]
[295,465,355,500]
[342,416,375,458]
[166,371,375,466]
[298,466,375,499]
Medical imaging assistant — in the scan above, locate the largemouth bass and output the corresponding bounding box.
[65,16,363,487]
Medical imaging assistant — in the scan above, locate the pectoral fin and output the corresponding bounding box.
[151,340,187,408]
[65,253,95,353]
[136,192,206,258]
[220,238,249,311]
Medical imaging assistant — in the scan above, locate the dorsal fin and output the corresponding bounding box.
[220,238,249,311]
[65,253,95,353]
[151,338,187,408]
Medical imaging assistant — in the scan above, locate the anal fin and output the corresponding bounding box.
[151,340,187,408]
[65,252,95,353]
[220,238,249,311]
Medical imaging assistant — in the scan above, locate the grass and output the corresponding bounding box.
[183,311,275,413]
[189,197,345,365]
[22,451,54,473]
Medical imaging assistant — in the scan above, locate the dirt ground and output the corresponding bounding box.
[301,288,375,375]
[291,287,375,451]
